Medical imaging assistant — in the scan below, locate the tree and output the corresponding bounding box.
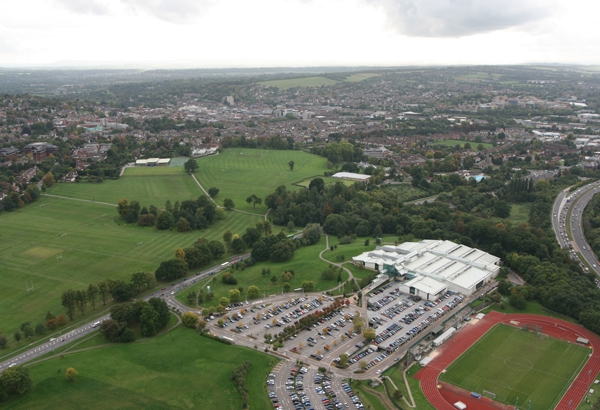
[111,280,137,302]
[223,198,235,210]
[339,353,349,367]
[42,171,55,188]
[288,160,295,171]
[208,187,220,197]
[219,297,230,307]
[301,281,315,292]
[363,327,376,341]
[352,315,364,333]
[75,289,88,315]
[65,367,78,381]
[21,323,34,339]
[247,285,260,299]
[184,158,199,174]
[61,289,77,320]
[176,217,192,232]
[35,323,46,336]
[358,360,368,371]
[0,335,7,348]
[197,319,207,331]
[246,194,262,209]
[140,304,160,337]
[98,280,110,305]
[229,289,241,303]
[223,229,233,251]
[155,210,175,230]
[13,331,21,344]
[393,389,403,400]
[494,200,512,218]
[155,258,188,281]
[231,237,247,253]
[87,284,99,310]
[182,311,199,328]
[0,366,33,395]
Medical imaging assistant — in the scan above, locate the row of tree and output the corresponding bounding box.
[61,272,154,320]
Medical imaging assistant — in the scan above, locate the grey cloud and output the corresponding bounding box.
[53,0,110,15]
[120,0,214,22]
[367,0,554,37]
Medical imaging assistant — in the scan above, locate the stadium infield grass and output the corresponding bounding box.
[5,326,274,410]
[439,324,590,410]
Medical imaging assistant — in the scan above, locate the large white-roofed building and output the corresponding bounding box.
[352,240,501,297]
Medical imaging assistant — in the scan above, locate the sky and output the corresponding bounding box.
[0,0,598,68]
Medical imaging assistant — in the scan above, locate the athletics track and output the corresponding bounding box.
[415,311,600,410]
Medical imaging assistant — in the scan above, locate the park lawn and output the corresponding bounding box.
[432,139,494,150]
[440,324,590,410]
[5,326,274,410]
[384,364,436,410]
[258,76,339,89]
[191,238,345,307]
[0,195,261,335]
[194,148,329,213]
[506,202,531,225]
[49,169,200,207]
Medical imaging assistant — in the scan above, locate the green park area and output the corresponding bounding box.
[49,166,199,206]
[3,326,274,410]
[432,139,494,150]
[176,236,378,308]
[0,167,261,333]
[194,148,330,213]
[258,73,378,89]
[440,324,589,410]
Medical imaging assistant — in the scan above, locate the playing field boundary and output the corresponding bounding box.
[415,311,600,410]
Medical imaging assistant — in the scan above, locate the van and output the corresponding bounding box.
[92,321,101,328]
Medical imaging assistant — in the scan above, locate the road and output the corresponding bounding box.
[552,181,600,277]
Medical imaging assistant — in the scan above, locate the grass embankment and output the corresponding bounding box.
[384,363,436,410]
[5,326,274,410]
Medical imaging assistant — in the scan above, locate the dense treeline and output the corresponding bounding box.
[582,194,600,262]
[117,196,220,231]
[100,297,170,342]
[231,362,252,409]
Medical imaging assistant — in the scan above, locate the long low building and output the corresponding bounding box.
[352,240,501,297]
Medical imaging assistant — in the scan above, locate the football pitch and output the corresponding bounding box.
[439,324,590,410]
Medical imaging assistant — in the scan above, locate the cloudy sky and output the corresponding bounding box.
[0,0,598,68]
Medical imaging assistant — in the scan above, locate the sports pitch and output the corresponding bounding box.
[0,169,261,332]
[439,324,589,410]
[194,148,329,213]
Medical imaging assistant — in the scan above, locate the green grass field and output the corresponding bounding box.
[4,326,274,410]
[0,187,260,334]
[432,139,494,150]
[440,324,590,410]
[259,76,339,89]
[195,148,329,213]
[50,167,199,207]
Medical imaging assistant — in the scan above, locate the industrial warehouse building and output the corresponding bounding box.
[352,240,501,297]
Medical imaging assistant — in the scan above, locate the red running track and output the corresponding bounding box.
[415,311,600,410]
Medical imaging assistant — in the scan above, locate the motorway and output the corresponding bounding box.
[552,180,600,277]
[0,253,252,372]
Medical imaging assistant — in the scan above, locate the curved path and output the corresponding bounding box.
[415,311,600,410]
[318,235,360,295]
